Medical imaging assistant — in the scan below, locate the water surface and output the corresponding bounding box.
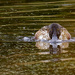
[0,0,75,75]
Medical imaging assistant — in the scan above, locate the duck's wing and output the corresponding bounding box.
[35,26,50,40]
[59,27,71,40]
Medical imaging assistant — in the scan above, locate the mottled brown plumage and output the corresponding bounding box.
[35,23,71,40]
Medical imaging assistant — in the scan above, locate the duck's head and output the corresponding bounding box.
[49,23,61,40]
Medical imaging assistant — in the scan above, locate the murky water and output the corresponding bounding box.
[0,0,75,75]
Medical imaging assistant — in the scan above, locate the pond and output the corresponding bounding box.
[0,0,75,75]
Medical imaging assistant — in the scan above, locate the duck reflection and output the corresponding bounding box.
[49,44,61,54]
[35,41,69,54]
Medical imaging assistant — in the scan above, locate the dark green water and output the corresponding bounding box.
[0,0,75,75]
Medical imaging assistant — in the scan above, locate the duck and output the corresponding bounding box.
[35,23,71,40]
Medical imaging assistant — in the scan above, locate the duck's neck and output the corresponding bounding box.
[52,30,58,41]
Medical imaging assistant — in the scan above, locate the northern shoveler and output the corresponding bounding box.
[35,23,71,40]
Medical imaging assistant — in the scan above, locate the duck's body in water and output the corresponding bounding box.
[35,23,71,41]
